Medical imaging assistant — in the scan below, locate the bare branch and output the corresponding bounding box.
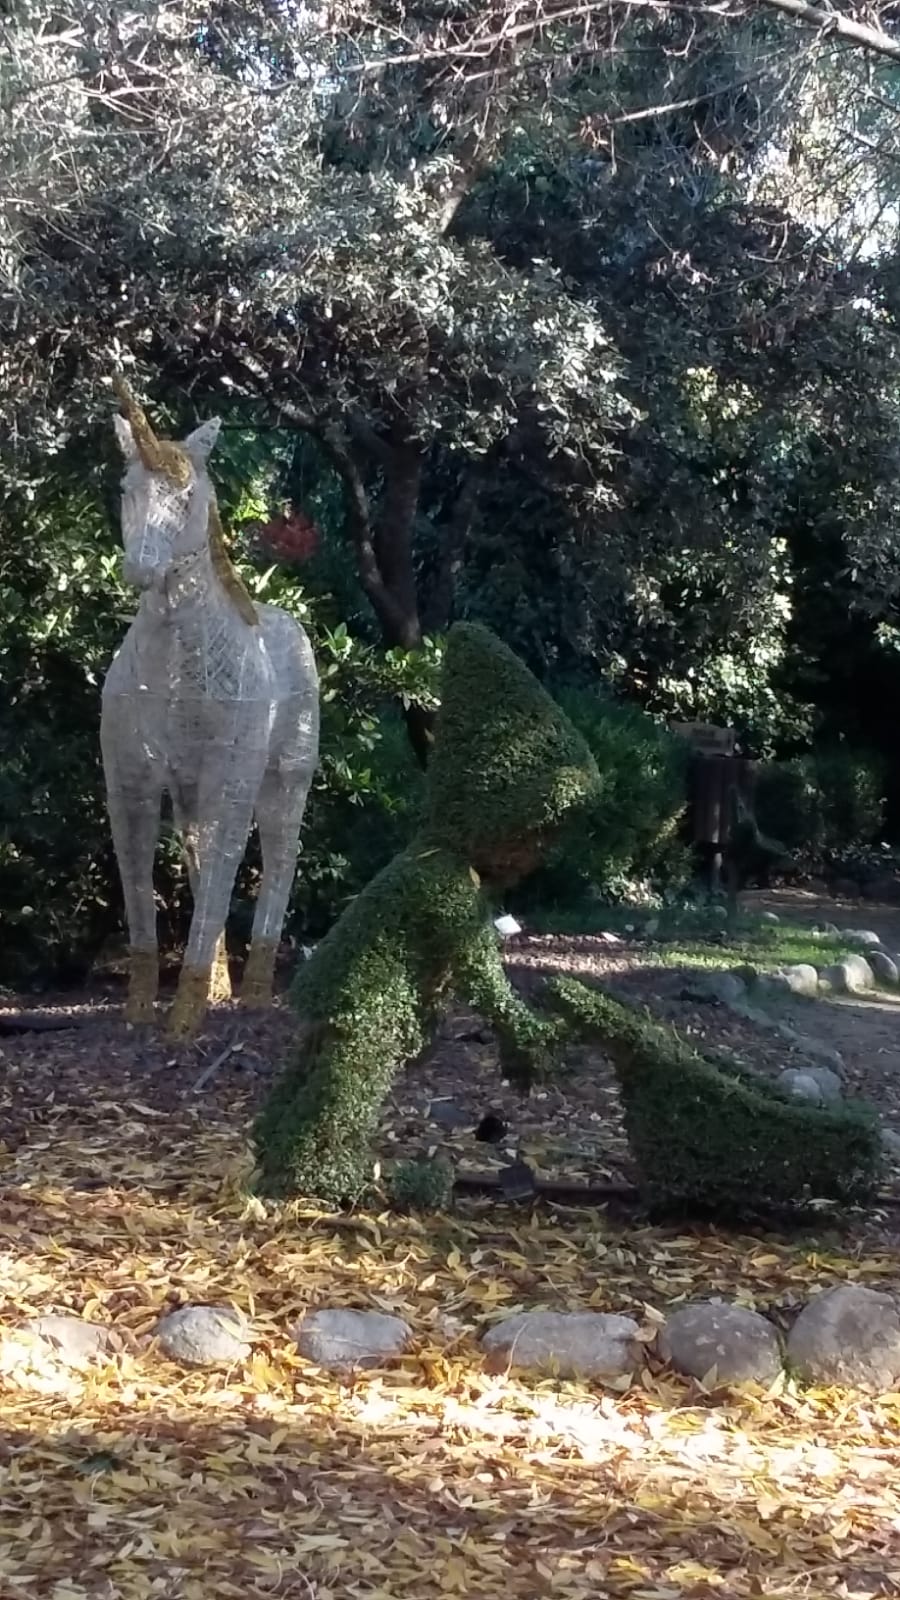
[222,352,414,641]
[757,0,900,65]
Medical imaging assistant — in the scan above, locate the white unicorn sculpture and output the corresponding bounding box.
[102,376,319,1038]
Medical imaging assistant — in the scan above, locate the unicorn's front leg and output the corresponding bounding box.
[243,746,317,1009]
[167,785,258,1039]
[101,739,162,1024]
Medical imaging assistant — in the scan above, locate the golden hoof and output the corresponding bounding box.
[166,965,211,1040]
[125,949,158,1025]
[241,939,278,1009]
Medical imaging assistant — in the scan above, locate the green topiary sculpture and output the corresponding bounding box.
[548,978,881,1212]
[254,621,881,1216]
[253,623,602,1202]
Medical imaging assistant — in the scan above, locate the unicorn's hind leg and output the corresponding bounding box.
[243,704,317,1008]
[175,808,232,1005]
[168,778,259,1040]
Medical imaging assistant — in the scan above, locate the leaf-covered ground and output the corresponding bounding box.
[4,904,900,1599]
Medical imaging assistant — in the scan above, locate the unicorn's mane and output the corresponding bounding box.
[206,492,258,627]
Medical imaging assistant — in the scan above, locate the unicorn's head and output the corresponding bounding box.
[112,376,256,625]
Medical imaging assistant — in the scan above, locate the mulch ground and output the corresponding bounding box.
[3,906,900,1599]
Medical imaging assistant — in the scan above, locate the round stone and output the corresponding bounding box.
[768,964,819,998]
[481,1310,640,1380]
[156,1305,252,1367]
[780,1069,826,1105]
[882,1128,900,1161]
[659,1301,782,1386]
[295,1308,412,1370]
[818,956,874,995]
[842,929,883,949]
[787,1286,900,1394]
[15,1315,112,1369]
[868,950,899,986]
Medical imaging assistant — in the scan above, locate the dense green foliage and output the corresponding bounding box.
[388,1156,455,1213]
[254,624,593,1202]
[425,625,599,882]
[550,979,882,1214]
[7,3,900,976]
[754,749,887,864]
[514,687,690,910]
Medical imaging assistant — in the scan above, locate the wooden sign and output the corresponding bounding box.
[670,721,735,757]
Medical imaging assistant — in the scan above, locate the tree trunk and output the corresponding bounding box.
[216,357,437,765]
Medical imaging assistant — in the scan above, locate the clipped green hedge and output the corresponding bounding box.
[426,627,602,884]
[550,977,881,1213]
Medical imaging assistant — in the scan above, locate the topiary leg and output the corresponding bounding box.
[253,1022,406,1204]
[547,975,881,1213]
[453,926,566,1090]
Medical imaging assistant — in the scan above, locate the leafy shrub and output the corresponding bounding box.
[550,978,881,1214]
[388,1156,454,1211]
[752,759,822,858]
[253,624,596,1202]
[754,746,885,867]
[512,685,689,910]
[814,746,885,852]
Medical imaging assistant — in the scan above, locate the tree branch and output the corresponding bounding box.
[221,352,413,641]
[425,468,482,632]
[757,0,900,64]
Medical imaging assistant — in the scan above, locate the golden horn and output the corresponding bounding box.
[112,372,191,488]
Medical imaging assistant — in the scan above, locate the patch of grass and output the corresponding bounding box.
[524,903,855,974]
[658,927,849,974]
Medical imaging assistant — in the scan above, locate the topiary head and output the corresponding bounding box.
[425,623,602,885]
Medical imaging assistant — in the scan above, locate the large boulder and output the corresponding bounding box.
[868,950,899,986]
[481,1310,640,1380]
[295,1308,412,1370]
[659,1301,782,1386]
[156,1305,252,1367]
[780,1065,842,1106]
[767,964,819,999]
[779,1069,828,1106]
[14,1315,113,1370]
[787,1286,900,1393]
[818,956,874,996]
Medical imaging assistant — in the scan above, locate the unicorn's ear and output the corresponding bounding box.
[113,413,138,462]
[183,417,221,463]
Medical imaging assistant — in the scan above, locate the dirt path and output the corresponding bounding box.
[743,889,900,1110]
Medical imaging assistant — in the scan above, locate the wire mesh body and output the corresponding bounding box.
[102,406,319,1035]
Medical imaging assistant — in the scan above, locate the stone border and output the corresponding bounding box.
[7,1286,900,1395]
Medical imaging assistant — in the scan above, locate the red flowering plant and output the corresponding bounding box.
[245,505,320,566]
